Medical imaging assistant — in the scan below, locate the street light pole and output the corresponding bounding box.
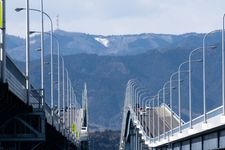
[169,72,179,136]
[66,69,69,130]
[31,9,54,114]
[189,47,203,129]
[70,82,73,134]
[69,80,71,134]
[203,30,217,123]
[152,96,155,143]
[131,85,142,115]
[178,60,191,133]
[46,32,61,125]
[49,15,53,124]
[25,0,30,105]
[147,98,155,143]
[143,97,155,143]
[60,56,65,128]
[188,46,215,128]
[128,80,138,111]
[73,91,76,126]
[222,14,225,116]
[140,96,150,127]
[15,7,54,114]
[135,88,148,121]
[157,89,163,141]
[162,82,168,138]
[40,0,44,107]
[163,81,177,138]
[30,31,61,116]
[178,59,202,132]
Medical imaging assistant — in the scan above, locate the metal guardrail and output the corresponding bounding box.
[6,55,26,86]
[122,99,225,149]
[120,82,225,149]
[5,69,26,103]
[171,105,223,135]
[120,86,130,149]
[1,54,85,144]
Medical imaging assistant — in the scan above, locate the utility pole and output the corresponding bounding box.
[56,15,59,30]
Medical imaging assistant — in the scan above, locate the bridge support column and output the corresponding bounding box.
[131,132,134,150]
[130,133,132,150]
[130,128,136,150]
[138,134,141,150]
[137,134,139,150]
[138,130,141,150]
[136,129,138,150]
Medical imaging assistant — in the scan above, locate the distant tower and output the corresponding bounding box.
[82,83,88,128]
[56,15,59,30]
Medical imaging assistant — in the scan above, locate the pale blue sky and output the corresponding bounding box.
[6,0,225,36]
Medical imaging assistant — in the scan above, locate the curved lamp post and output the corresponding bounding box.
[202,30,218,123]
[135,89,149,122]
[178,59,202,133]
[128,80,139,110]
[222,14,225,116]
[15,7,54,116]
[30,31,62,126]
[145,96,156,143]
[157,86,174,141]
[162,80,180,138]
[188,46,216,129]
[169,72,184,136]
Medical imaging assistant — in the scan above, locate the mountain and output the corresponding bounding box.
[60,45,222,130]
[6,30,223,131]
[89,130,120,150]
[6,30,221,61]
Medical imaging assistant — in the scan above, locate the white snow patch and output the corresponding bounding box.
[95,37,109,47]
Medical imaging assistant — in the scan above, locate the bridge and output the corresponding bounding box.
[120,80,225,150]
[0,52,89,150]
[119,16,225,150]
[0,1,89,149]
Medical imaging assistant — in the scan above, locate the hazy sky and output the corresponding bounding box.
[6,0,225,36]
